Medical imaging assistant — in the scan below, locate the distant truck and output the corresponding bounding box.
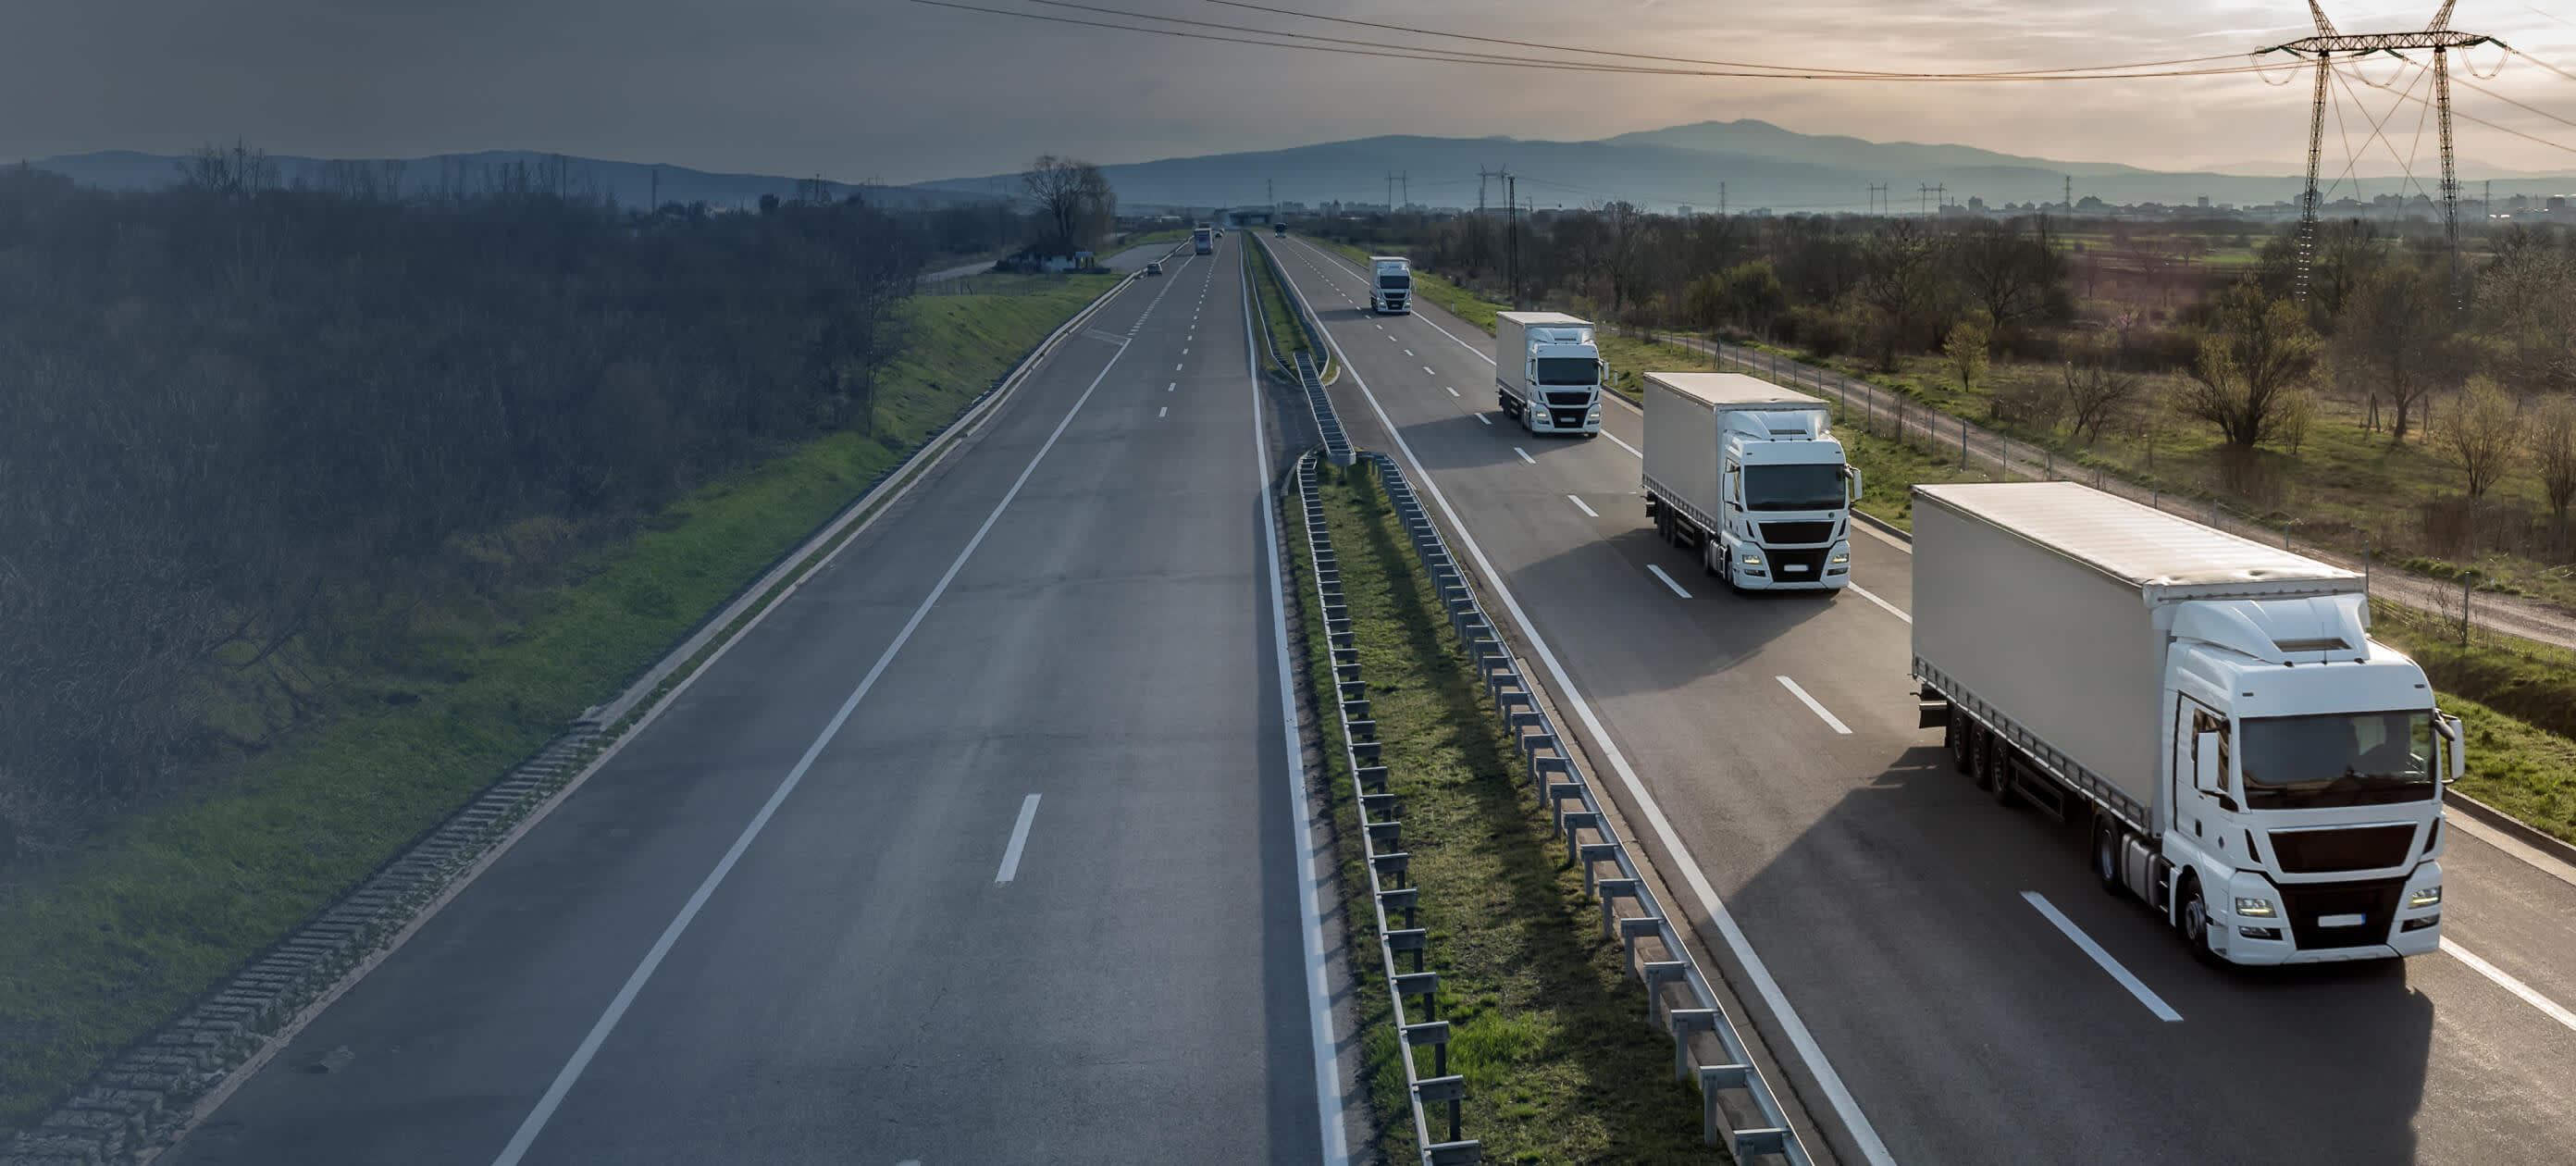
[1911,481,2457,966]
[1369,255,1411,313]
[1193,226,1213,254]
[1640,373,1856,590]
[1274,222,1287,238]
[1493,312,1604,437]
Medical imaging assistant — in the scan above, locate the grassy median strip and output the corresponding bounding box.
[1247,240,1318,378]
[0,276,1117,1132]
[1285,460,1725,1165]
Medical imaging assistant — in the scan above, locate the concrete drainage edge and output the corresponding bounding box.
[0,267,1150,1166]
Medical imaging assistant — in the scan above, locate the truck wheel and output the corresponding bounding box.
[1945,718,1967,774]
[2177,875,2222,966]
[1968,726,1993,792]
[2093,817,2124,897]
[1987,743,2021,809]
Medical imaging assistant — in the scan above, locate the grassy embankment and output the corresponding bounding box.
[1288,461,1727,1165]
[0,274,1120,1131]
[1246,240,1320,378]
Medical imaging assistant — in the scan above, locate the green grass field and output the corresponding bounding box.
[1247,239,1318,377]
[0,274,1120,1133]
[1288,462,1728,1165]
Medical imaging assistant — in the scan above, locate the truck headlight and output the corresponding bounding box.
[1740,554,1763,566]
[1829,552,1850,564]
[2235,897,2277,918]
[2409,885,2442,908]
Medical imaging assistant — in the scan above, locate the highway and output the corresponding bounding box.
[1268,234,2576,1165]
[163,237,1356,1164]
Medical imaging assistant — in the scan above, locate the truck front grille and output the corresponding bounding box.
[1760,521,1836,545]
[1543,391,1593,407]
[1548,408,1589,428]
[1766,548,1830,581]
[2278,878,2404,949]
[2270,825,2418,873]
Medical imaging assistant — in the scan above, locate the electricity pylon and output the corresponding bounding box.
[2260,2,2496,308]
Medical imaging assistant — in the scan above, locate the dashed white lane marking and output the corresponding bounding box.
[1444,386,1459,397]
[1513,447,1536,465]
[1567,495,1599,518]
[2024,892,2185,1023]
[1475,414,1492,426]
[1846,582,1911,624]
[1423,366,1436,375]
[1158,406,1168,417]
[1167,381,1176,392]
[1777,676,1852,735]
[995,794,1042,883]
[1647,564,1691,599]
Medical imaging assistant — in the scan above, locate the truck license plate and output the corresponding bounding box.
[2318,912,2367,927]
[1781,564,1809,573]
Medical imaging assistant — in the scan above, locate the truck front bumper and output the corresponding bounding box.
[2216,864,2443,965]
[1523,403,1603,434]
[1728,540,1852,589]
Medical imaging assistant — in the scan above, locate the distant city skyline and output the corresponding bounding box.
[8,2,2576,188]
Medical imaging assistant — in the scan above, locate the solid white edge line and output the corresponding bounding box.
[1646,564,1694,600]
[1513,446,1536,465]
[2444,812,2576,892]
[2021,892,2185,1023]
[1859,522,1913,552]
[1567,494,1600,518]
[1845,582,1912,624]
[1775,676,1853,736]
[1246,245,1352,1166]
[994,793,1042,883]
[2444,938,2576,1034]
[1309,313,1898,1166]
[490,267,1170,1166]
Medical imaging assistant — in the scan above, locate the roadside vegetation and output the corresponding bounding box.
[1286,461,1726,1165]
[1246,239,1319,377]
[0,144,1126,1133]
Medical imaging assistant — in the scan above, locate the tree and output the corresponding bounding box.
[2329,263,2454,442]
[1854,220,1946,370]
[1943,312,1992,392]
[1721,259,1789,337]
[1953,217,2068,332]
[2059,343,2146,442]
[2533,396,2576,523]
[1022,155,1115,254]
[2434,377,2521,501]
[2176,282,2320,448]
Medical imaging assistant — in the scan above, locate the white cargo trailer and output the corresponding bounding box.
[1493,312,1604,437]
[1641,372,1856,590]
[1911,481,2459,966]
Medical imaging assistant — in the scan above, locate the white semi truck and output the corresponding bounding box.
[1911,481,2458,966]
[1193,226,1213,254]
[1494,312,1604,437]
[1641,372,1856,590]
[1369,255,1411,313]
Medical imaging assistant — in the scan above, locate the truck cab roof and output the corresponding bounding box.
[1643,371,1827,411]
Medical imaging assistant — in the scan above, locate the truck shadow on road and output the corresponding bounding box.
[1701,746,2435,1164]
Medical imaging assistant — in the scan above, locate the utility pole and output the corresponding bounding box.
[1933,183,1947,217]
[2260,1,2491,309]
[1718,180,1727,217]
[1400,171,1409,211]
[1919,183,1933,218]
[2063,175,2073,217]
[1387,172,1396,214]
[1868,182,1887,216]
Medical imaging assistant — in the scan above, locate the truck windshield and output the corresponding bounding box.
[1742,465,1845,511]
[1534,357,1597,386]
[1377,275,1408,288]
[2238,711,2436,809]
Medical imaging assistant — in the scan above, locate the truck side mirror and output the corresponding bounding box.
[2438,713,2466,784]
[1847,466,1863,503]
[2193,734,2224,795]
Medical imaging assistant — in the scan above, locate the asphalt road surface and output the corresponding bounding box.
[1269,234,2576,1166]
[166,237,1350,1165]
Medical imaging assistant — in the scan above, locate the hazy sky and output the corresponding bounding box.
[10,1,2576,184]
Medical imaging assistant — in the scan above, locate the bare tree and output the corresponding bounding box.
[2329,263,2454,443]
[2060,345,2146,442]
[1953,218,2066,331]
[178,139,277,199]
[2176,281,2320,448]
[1021,155,1115,254]
[2434,377,2521,500]
[2531,395,2576,522]
[1854,220,1947,370]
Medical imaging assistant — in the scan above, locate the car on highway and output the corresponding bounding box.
[1144,261,1162,276]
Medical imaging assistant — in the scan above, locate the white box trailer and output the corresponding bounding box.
[1911,481,2460,966]
[1641,372,1855,590]
[1493,311,1604,436]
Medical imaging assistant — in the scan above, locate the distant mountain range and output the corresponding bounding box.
[16,149,992,211]
[908,118,2576,214]
[27,119,2576,217]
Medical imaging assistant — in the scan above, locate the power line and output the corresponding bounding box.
[912,0,2293,82]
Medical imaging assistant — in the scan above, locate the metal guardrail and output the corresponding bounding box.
[1298,354,1353,467]
[1357,449,1811,1165]
[1293,451,1481,1166]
